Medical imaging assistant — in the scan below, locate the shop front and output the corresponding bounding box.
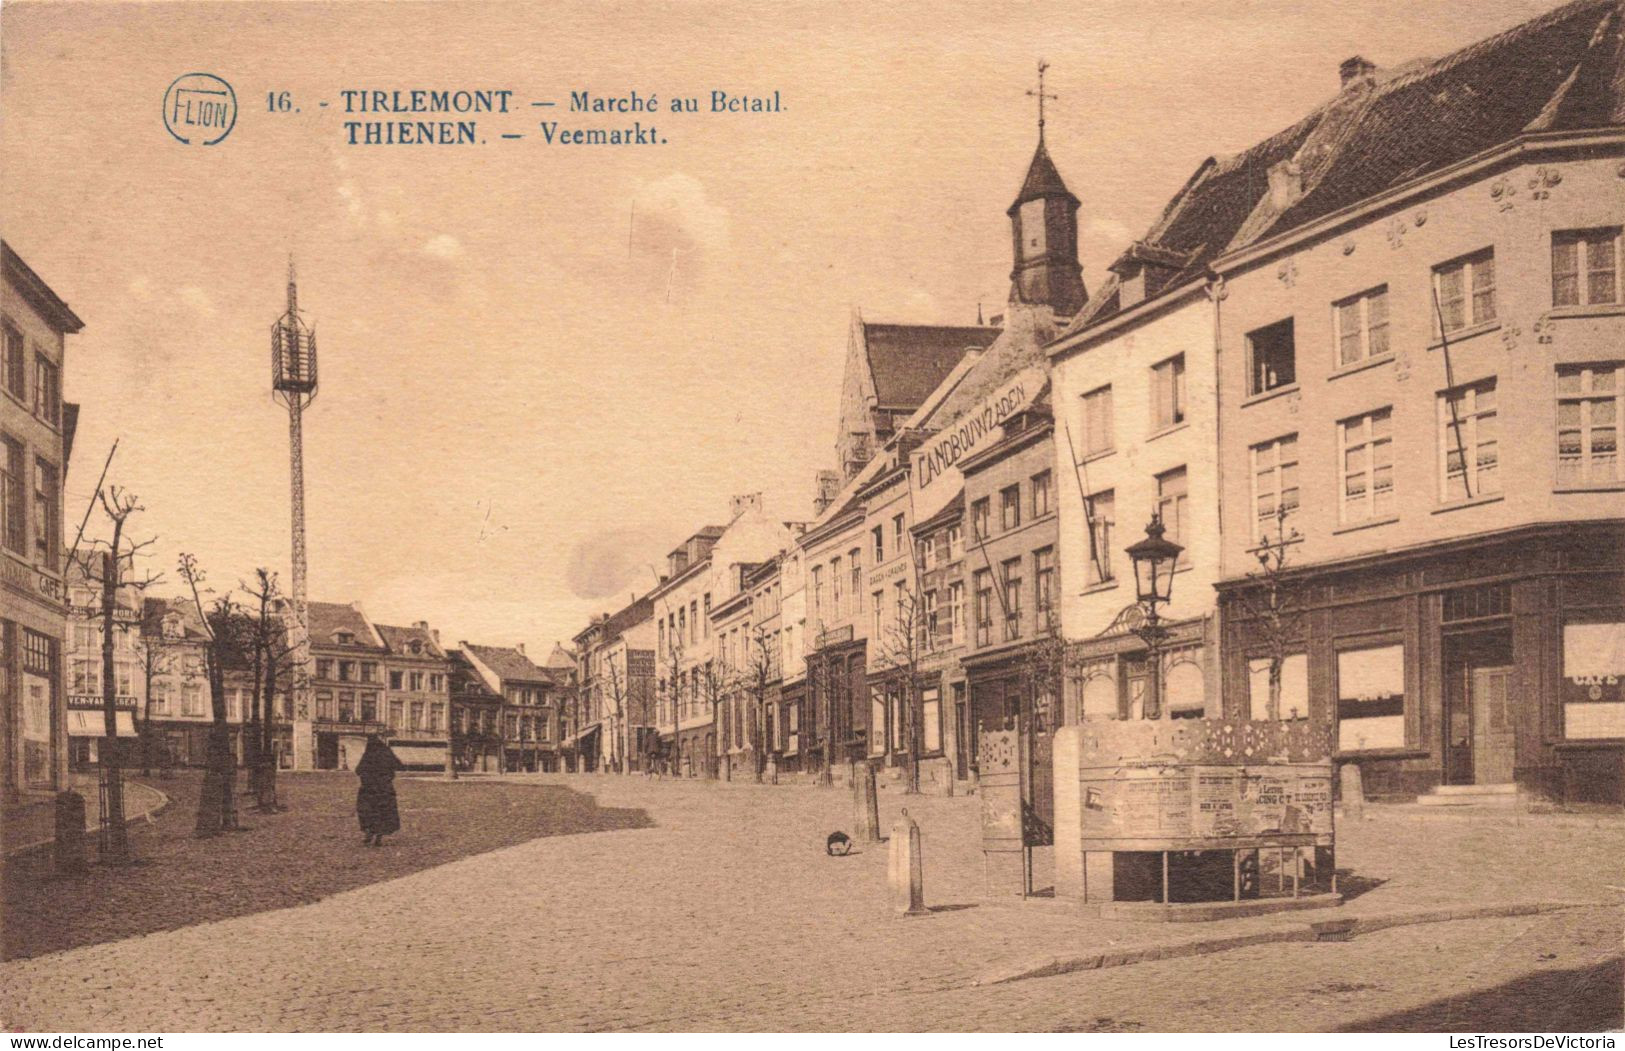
[1217,522,1625,806]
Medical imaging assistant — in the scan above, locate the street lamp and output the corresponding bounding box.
[1126,514,1183,719]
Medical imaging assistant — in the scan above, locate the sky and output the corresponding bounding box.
[0,0,1563,653]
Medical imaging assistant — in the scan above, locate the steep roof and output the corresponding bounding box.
[1008,140,1079,212]
[863,322,1001,410]
[1266,0,1622,237]
[308,601,384,650]
[374,622,446,660]
[1063,0,1623,336]
[446,650,499,698]
[140,596,209,642]
[545,642,577,671]
[463,642,552,685]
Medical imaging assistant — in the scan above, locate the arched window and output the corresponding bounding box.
[1165,658,1206,719]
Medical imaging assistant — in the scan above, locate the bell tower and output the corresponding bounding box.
[1008,60,1086,318]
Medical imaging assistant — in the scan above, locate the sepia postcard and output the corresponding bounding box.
[1,0,1623,1037]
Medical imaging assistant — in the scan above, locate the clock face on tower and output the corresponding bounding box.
[1020,198,1048,258]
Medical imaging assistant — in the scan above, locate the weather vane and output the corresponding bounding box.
[1027,58,1057,142]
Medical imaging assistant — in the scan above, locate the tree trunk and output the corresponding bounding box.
[99,550,130,863]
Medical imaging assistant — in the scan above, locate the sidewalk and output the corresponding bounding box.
[2,774,169,859]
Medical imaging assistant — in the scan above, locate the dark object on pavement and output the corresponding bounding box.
[826,830,852,856]
[356,736,404,846]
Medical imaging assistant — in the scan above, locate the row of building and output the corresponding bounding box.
[570,2,1625,806]
[6,0,1623,805]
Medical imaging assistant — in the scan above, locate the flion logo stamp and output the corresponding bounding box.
[163,72,237,145]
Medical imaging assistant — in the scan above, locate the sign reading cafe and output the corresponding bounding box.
[909,366,1045,522]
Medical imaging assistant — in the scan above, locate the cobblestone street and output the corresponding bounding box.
[2,772,1621,1031]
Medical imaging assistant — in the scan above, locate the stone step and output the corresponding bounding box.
[1416,791,1520,808]
[1432,782,1517,795]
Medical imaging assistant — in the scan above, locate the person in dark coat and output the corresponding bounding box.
[356,735,404,846]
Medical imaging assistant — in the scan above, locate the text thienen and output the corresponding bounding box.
[540,122,661,146]
[345,121,477,145]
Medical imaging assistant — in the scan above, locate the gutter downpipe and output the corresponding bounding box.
[1206,272,1228,719]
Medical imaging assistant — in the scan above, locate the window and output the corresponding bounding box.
[338,661,354,682]
[1561,621,1625,739]
[892,581,906,632]
[1034,546,1055,621]
[947,523,963,561]
[703,594,711,637]
[1031,470,1052,517]
[1001,558,1023,641]
[1339,409,1394,522]
[1251,435,1300,528]
[1000,485,1021,531]
[1335,286,1390,367]
[870,685,886,757]
[1557,364,1621,486]
[971,498,990,541]
[1083,490,1115,585]
[338,691,356,723]
[1248,654,1308,720]
[871,525,884,563]
[360,691,378,722]
[922,589,939,649]
[689,601,698,644]
[429,673,443,692]
[32,460,56,565]
[1247,318,1296,395]
[1155,466,1189,563]
[1434,249,1496,333]
[921,687,942,754]
[973,570,993,647]
[1152,355,1186,429]
[2,321,23,400]
[1,434,23,554]
[1438,379,1499,500]
[1336,643,1405,751]
[33,355,59,427]
[871,590,884,638]
[409,671,425,691]
[678,606,687,645]
[430,704,444,732]
[948,581,965,645]
[1553,228,1620,307]
[316,658,333,681]
[848,548,862,613]
[921,534,937,571]
[149,683,169,715]
[810,567,823,623]
[831,555,844,611]
[72,658,99,695]
[360,662,378,683]
[183,684,204,717]
[1080,385,1113,456]
[892,514,904,553]
[389,669,403,690]
[389,699,404,728]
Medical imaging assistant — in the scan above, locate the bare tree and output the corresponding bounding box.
[659,631,686,776]
[1013,606,1078,734]
[240,568,294,811]
[742,626,779,783]
[176,551,249,837]
[870,583,928,794]
[69,486,163,862]
[698,658,736,780]
[1227,504,1304,721]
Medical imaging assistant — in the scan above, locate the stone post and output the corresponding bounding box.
[888,808,927,916]
[54,789,87,875]
[852,760,881,843]
[1339,761,1365,820]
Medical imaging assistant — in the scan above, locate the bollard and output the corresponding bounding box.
[1338,762,1365,821]
[54,790,87,875]
[888,808,928,916]
[852,761,881,844]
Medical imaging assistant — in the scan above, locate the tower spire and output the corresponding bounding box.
[1026,59,1057,143]
[286,255,298,317]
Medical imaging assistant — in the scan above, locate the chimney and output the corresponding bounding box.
[729,492,762,519]
[813,470,841,515]
[515,642,526,655]
[1267,160,1303,212]
[413,620,429,631]
[1340,56,1376,89]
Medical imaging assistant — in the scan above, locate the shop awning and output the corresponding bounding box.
[563,723,602,749]
[391,743,448,766]
[67,710,137,737]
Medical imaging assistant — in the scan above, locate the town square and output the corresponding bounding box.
[1,0,1623,1035]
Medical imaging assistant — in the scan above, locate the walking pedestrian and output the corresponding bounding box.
[356,734,403,847]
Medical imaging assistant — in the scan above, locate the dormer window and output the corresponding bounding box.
[409,640,423,655]
[162,612,183,639]
[334,630,355,645]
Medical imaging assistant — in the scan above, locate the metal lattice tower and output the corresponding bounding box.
[272,259,318,764]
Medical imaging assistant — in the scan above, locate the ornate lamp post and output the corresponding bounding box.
[1126,515,1183,720]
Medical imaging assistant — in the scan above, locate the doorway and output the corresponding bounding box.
[1444,629,1515,786]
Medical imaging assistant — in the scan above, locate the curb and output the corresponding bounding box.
[972,899,1604,986]
[2,779,172,861]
